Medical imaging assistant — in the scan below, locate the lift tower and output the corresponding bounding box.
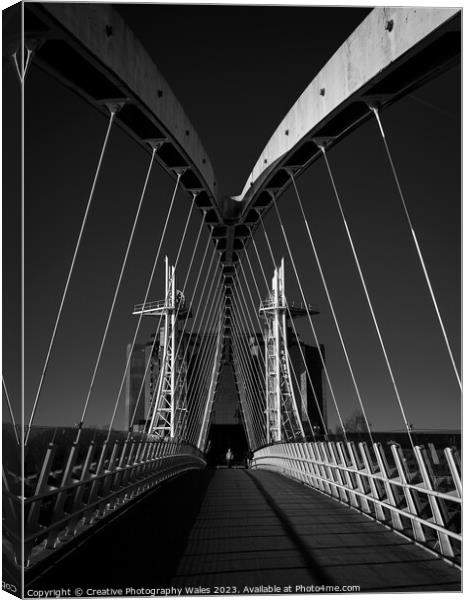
[260,258,319,444]
[133,257,190,438]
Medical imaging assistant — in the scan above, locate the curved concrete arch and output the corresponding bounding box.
[233,7,460,223]
[24,2,219,217]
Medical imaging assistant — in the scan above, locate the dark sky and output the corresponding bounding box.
[3,4,461,433]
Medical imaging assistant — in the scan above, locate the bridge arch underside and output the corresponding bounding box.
[216,7,460,273]
[22,2,220,220]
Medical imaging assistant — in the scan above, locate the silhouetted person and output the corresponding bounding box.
[225,448,234,468]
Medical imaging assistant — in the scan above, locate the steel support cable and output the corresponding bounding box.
[128,194,197,433]
[128,216,206,432]
[106,172,182,438]
[251,236,270,290]
[230,308,267,437]
[232,336,261,444]
[256,223,328,436]
[235,373,257,450]
[181,295,223,440]
[231,312,266,433]
[319,145,415,450]
[230,295,269,437]
[171,247,218,409]
[185,295,224,444]
[231,280,268,406]
[184,293,224,443]
[184,284,224,436]
[77,148,158,435]
[289,171,374,444]
[371,107,461,391]
[242,249,317,441]
[26,109,117,445]
[172,255,222,436]
[3,376,20,445]
[235,265,267,367]
[264,204,348,441]
[197,307,224,448]
[233,273,275,433]
[166,233,215,409]
[231,333,264,447]
[230,338,258,448]
[230,295,263,413]
[181,258,222,394]
[230,316,265,444]
[187,283,224,415]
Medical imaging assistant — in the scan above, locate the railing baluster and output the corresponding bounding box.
[337,442,359,508]
[373,442,404,530]
[359,442,385,521]
[45,441,80,549]
[414,445,454,558]
[327,442,348,503]
[390,443,426,543]
[444,447,462,498]
[347,441,371,513]
[65,441,96,535]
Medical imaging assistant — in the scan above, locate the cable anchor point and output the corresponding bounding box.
[100,98,128,115]
[311,136,335,153]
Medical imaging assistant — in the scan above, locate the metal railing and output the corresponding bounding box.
[3,438,205,568]
[251,440,461,564]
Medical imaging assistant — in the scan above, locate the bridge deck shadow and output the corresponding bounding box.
[170,470,460,592]
[27,469,460,593]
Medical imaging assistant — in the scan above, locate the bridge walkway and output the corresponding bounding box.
[27,469,461,594]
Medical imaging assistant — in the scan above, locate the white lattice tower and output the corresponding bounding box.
[133,257,188,438]
[260,258,305,443]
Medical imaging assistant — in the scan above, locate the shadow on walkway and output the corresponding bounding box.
[26,469,215,591]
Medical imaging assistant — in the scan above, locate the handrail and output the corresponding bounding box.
[2,439,205,568]
[251,440,461,565]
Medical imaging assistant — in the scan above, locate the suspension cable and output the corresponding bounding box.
[288,170,374,444]
[186,293,224,444]
[105,172,182,438]
[185,282,222,412]
[184,276,223,411]
[197,308,224,449]
[172,247,218,402]
[230,274,273,442]
[3,376,20,445]
[230,307,265,444]
[77,147,158,434]
[231,288,269,431]
[319,144,415,450]
[184,285,224,442]
[231,334,264,447]
[371,106,461,391]
[231,335,259,448]
[26,108,118,445]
